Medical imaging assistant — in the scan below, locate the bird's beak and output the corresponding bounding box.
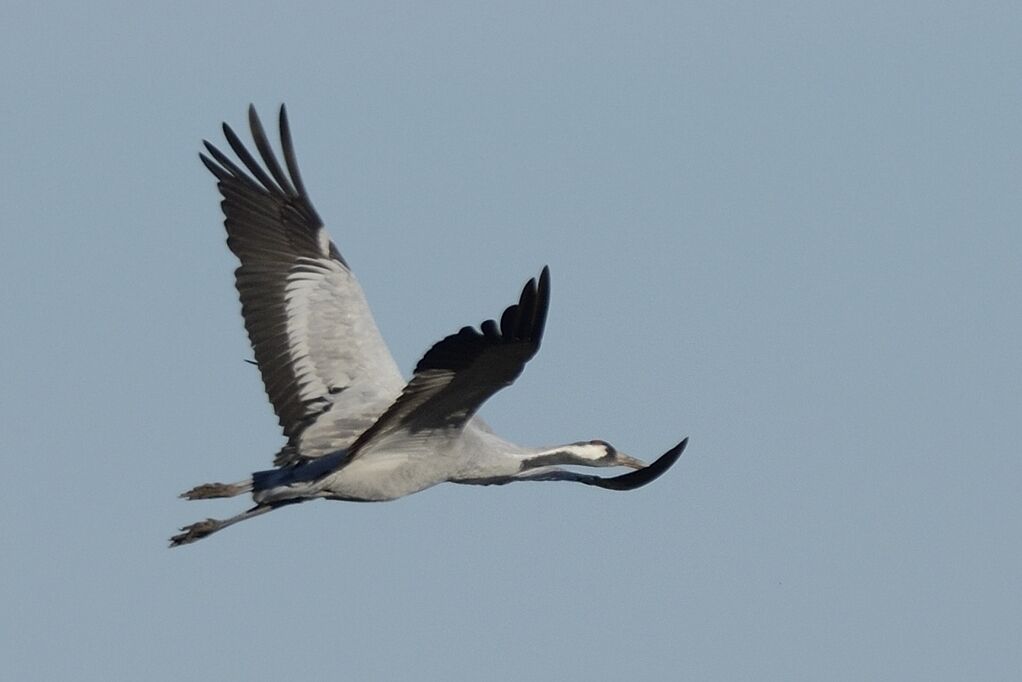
[616,453,648,470]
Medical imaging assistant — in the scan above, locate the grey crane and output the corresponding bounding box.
[170,105,687,547]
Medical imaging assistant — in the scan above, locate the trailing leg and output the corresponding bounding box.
[180,478,253,500]
[169,503,271,547]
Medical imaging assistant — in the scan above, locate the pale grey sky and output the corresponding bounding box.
[2,2,1019,680]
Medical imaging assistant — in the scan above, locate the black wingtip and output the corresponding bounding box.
[535,266,550,341]
[277,103,310,202]
[589,437,688,491]
[247,104,261,132]
[199,151,228,180]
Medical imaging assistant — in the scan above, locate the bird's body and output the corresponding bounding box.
[254,427,533,503]
[171,105,686,547]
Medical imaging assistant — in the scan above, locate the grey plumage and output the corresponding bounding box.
[171,105,686,547]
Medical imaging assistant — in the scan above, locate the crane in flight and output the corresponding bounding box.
[171,105,687,546]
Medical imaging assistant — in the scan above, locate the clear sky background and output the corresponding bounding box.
[2,2,1019,680]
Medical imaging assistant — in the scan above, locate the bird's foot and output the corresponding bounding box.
[169,518,223,547]
[180,481,249,499]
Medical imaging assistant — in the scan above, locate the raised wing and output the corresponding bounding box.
[348,267,551,459]
[201,105,404,459]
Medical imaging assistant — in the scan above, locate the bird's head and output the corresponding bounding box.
[518,440,647,473]
[560,440,647,470]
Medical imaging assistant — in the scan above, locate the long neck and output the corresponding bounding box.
[456,426,604,478]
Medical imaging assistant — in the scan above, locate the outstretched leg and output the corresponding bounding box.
[169,504,272,547]
[180,478,253,500]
